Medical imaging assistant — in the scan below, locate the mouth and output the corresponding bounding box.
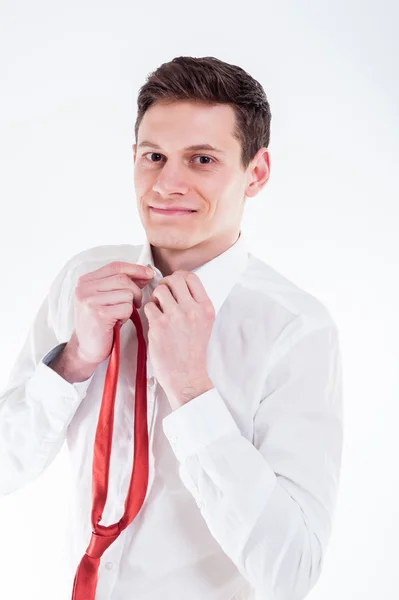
[150,207,197,216]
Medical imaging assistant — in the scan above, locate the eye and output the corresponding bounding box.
[193,155,214,165]
[142,153,215,165]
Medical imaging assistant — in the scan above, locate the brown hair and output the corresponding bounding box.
[134,56,271,171]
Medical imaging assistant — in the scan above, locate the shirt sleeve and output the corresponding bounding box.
[0,256,94,497]
[162,322,343,600]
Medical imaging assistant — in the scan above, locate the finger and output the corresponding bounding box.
[151,284,176,312]
[88,289,136,307]
[94,274,139,290]
[81,261,153,282]
[157,273,193,304]
[184,273,210,304]
[83,276,143,308]
[97,302,134,323]
[144,300,161,320]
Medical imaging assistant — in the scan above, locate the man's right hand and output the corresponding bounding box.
[68,261,155,367]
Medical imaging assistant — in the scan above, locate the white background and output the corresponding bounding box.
[0,1,398,598]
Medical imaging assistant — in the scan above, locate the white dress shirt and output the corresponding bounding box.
[0,230,343,600]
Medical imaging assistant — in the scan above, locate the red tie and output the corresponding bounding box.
[71,305,149,599]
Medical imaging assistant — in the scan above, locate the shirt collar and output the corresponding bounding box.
[135,229,250,317]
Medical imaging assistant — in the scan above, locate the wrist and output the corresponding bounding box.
[168,374,214,410]
[49,334,99,383]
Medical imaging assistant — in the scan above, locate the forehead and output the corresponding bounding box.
[138,100,239,152]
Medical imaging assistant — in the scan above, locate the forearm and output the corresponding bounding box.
[163,387,339,599]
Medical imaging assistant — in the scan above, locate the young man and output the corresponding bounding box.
[0,56,343,599]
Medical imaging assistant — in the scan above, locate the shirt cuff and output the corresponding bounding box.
[162,388,241,462]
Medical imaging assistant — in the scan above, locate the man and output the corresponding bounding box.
[0,56,343,599]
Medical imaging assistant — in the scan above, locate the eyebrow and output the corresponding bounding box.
[137,140,226,154]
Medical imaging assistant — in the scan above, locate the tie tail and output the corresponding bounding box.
[71,553,101,600]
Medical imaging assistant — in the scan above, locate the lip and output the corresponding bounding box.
[150,207,197,216]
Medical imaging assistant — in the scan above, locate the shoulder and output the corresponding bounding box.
[241,254,340,374]
[242,253,339,331]
[64,243,142,280]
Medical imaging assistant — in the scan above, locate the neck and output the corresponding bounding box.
[150,230,241,277]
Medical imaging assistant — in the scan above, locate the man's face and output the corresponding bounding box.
[133,100,269,255]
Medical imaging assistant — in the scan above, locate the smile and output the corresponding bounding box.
[150,208,196,216]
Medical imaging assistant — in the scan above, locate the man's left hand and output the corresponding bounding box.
[143,270,215,409]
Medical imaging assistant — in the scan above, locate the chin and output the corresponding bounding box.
[146,230,200,250]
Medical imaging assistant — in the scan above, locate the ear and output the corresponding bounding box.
[132,144,137,164]
[245,148,271,199]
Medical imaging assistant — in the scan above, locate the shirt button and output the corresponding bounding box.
[147,376,155,387]
[169,435,178,444]
[105,562,113,571]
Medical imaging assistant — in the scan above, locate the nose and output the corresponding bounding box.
[152,162,191,197]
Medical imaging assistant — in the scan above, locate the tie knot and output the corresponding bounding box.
[86,530,120,559]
